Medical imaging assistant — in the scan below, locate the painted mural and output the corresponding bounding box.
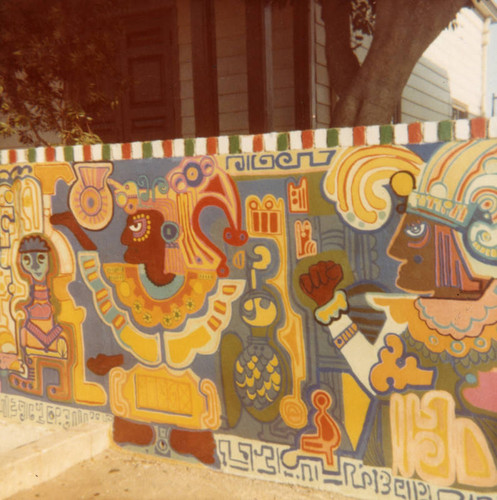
[1,137,497,499]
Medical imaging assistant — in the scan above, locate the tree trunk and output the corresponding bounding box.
[322,0,471,127]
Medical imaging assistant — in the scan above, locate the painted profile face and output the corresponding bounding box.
[121,210,165,266]
[387,213,437,294]
[20,251,49,282]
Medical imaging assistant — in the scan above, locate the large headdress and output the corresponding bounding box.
[110,156,247,277]
[324,140,497,275]
[406,140,497,265]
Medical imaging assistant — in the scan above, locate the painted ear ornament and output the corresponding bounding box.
[161,221,180,246]
[69,162,114,230]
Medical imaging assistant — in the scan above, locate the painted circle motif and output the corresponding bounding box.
[473,337,488,349]
[161,221,180,243]
[313,390,331,409]
[4,190,14,204]
[80,186,102,216]
[428,335,439,346]
[185,162,203,187]
[450,340,464,354]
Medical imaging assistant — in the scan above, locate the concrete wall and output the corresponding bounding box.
[1,118,497,499]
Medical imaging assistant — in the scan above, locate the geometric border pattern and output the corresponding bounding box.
[1,117,497,164]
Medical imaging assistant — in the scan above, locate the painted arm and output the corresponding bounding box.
[300,261,382,394]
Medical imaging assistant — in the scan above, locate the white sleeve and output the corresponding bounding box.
[325,314,379,395]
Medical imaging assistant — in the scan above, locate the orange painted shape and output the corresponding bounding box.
[207,316,222,331]
[8,149,17,163]
[83,259,96,269]
[353,126,366,146]
[95,289,109,301]
[301,130,314,149]
[408,122,423,143]
[112,315,125,329]
[253,135,263,152]
[83,144,92,161]
[470,117,486,139]
[213,301,227,315]
[163,140,173,157]
[207,137,218,155]
[122,143,132,159]
[45,147,56,162]
[300,390,341,467]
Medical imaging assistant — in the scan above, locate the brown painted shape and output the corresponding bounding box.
[299,261,343,307]
[87,354,124,376]
[113,416,154,446]
[170,429,216,465]
[50,211,97,250]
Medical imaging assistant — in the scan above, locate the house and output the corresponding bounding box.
[0,0,496,148]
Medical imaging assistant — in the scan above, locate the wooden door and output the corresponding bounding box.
[94,4,181,143]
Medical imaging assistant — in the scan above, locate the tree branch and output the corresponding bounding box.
[330,0,472,127]
[321,0,360,97]
[21,102,51,147]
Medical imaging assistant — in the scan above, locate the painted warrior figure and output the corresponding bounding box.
[300,140,497,487]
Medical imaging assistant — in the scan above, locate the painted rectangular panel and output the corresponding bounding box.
[1,121,497,499]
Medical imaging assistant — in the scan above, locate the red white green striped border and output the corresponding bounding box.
[1,117,497,164]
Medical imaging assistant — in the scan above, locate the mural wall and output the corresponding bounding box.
[1,127,497,499]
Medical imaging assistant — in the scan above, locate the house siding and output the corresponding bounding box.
[402,7,484,122]
[272,5,295,131]
[215,0,249,135]
[178,0,195,137]
[314,1,331,128]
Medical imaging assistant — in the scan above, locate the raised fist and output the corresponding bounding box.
[299,261,343,307]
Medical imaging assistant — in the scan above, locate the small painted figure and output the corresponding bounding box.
[9,235,74,401]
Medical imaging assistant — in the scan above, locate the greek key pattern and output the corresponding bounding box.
[0,393,112,430]
[215,434,496,500]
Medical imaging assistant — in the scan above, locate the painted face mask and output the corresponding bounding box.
[20,251,49,282]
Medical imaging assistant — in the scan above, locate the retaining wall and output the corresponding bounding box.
[1,118,497,499]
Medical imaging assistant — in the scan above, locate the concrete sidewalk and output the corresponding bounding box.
[1,417,353,500]
[6,446,351,500]
[0,417,111,499]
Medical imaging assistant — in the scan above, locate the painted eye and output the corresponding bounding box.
[405,222,427,238]
[23,255,31,265]
[128,215,151,241]
[37,254,46,264]
[128,221,143,233]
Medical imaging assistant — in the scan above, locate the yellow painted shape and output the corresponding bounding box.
[391,171,415,197]
[200,379,221,430]
[391,391,455,485]
[246,195,308,429]
[164,279,245,369]
[232,250,245,269]
[79,252,161,366]
[120,325,160,364]
[241,297,277,327]
[253,245,271,270]
[109,364,219,430]
[0,330,15,349]
[341,373,371,450]
[32,163,75,195]
[455,418,497,487]
[167,326,210,366]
